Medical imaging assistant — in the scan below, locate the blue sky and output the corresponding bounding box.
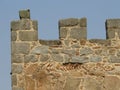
[0,0,120,89]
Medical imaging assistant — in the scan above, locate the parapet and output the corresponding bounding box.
[11,10,120,90]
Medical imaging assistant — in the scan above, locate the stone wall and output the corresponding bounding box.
[11,10,120,90]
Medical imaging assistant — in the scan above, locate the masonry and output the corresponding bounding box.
[11,9,120,90]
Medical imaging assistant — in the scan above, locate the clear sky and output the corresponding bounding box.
[0,0,120,89]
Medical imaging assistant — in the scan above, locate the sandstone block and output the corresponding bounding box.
[12,64,23,74]
[24,54,38,63]
[80,47,93,55]
[40,54,49,62]
[52,54,64,62]
[59,18,78,27]
[71,56,89,63]
[109,55,120,63]
[11,31,17,41]
[39,40,61,46]
[12,42,30,54]
[19,9,30,19]
[59,27,68,39]
[12,87,24,90]
[11,20,31,31]
[70,27,87,39]
[79,18,87,27]
[90,55,101,62]
[19,31,38,41]
[31,46,49,54]
[12,54,24,63]
[12,75,17,86]
[32,20,38,30]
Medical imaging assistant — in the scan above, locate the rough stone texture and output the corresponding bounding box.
[24,54,38,63]
[31,46,49,54]
[12,54,24,63]
[70,27,87,39]
[19,9,30,19]
[12,64,23,74]
[19,31,38,41]
[12,75,17,86]
[12,42,30,54]
[59,18,78,27]
[59,27,68,39]
[11,10,120,90]
[11,20,31,31]
[39,40,61,46]
[71,56,89,63]
[11,31,17,41]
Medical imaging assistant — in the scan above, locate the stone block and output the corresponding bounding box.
[12,42,30,54]
[12,75,17,86]
[59,27,68,39]
[109,56,120,63]
[59,18,78,27]
[71,56,89,63]
[80,47,93,55]
[31,46,49,54]
[62,49,76,55]
[12,64,23,74]
[106,19,120,29]
[52,54,64,62]
[12,54,24,63]
[84,77,103,90]
[11,20,31,31]
[24,54,38,63]
[19,9,30,19]
[90,55,101,62]
[70,27,87,39]
[79,18,87,27]
[104,76,120,90]
[40,54,49,62]
[39,40,61,46]
[32,20,38,30]
[106,29,115,39]
[89,39,111,46]
[11,31,17,41]
[19,31,38,41]
[63,77,81,90]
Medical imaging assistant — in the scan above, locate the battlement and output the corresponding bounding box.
[11,10,120,90]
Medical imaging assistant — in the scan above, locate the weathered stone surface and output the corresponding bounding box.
[25,76,35,90]
[80,47,93,55]
[71,56,89,63]
[12,64,23,74]
[24,54,38,63]
[89,39,111,46]
[79,18,87,27]
[11,31,17,41]
[40,54,49,62]
[32,20,38,30]
[106,29,115,39]
[12,54,24,63]
[90,55,101,62]
[104,76,120,90]
[11,20,31,31]
[59,18,78,27]
[106,19,120,29]
[62,49,76,55]
[63,77,81,90]
[70,27,87,39]
[19,31,38,41]
[12,75,17,86]
[31,46,49,54]
[12,87,24,90]
[84,77,103,90]
[39,40,61,46]
[52,54,64,62]
[19,9,30,19]
[12,42,30,54]
[109,56,120,63]
[59,27,68,39]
